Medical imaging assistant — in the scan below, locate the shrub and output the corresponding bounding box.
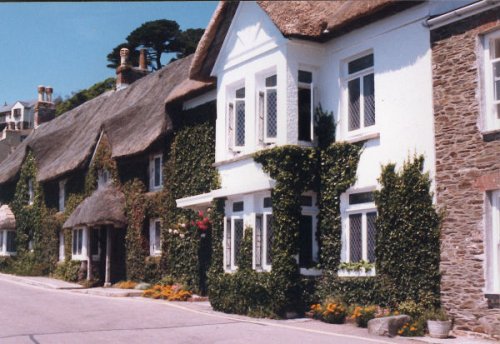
[0,256,13,273]
[350,305,378,328]
[424,308,450,321]
[114,280,138,289]
[398,319,426,337]
[142,284,192,301]
[310,299,347,324]
[53,260,81,282]
[397,300,425,319]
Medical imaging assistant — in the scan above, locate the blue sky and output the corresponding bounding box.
[0,2,217,105]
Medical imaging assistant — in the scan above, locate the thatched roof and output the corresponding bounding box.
[0,205,16,230]
[63,186,127,229]
[190,0,421,80]
[0,55,208,185]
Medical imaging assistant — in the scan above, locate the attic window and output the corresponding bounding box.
[98,169,111,189]
[149,154,163,191]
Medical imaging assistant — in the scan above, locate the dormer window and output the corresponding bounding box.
[298,70,313,142]
[98,169,111,189]
[59,179,66,212]
[149,154,163,191]
[228,87,245,151]
[258,75,277,145]
[28,179,34,205]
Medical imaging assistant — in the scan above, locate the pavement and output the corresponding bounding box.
[0,272,496,344]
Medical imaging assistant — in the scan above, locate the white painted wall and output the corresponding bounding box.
[212,1,435,199]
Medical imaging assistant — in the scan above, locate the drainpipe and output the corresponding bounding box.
[425,0,500,30]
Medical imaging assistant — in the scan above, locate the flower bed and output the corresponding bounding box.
[143,284,192,301]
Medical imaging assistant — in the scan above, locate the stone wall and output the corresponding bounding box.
[431,8,500,338]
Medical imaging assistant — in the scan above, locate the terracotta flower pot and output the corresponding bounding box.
[427,320,452,339]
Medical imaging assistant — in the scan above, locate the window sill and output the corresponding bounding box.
[71,255,86,261]
[150,252,161,257]
[345,131,380,144]
[338,268,376,277]
[482,128,500,142]
[0,252,16,257]
[300,267,322,276]
[148,186,163,193]
[485,293,500,309]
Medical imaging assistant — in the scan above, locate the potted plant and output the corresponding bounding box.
[425,308,452,339]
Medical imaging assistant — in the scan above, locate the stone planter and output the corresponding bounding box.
[427,320,452,339]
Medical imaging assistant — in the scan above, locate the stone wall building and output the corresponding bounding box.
[429,2,500,337]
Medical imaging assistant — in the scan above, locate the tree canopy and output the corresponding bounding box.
[107,19,204,71]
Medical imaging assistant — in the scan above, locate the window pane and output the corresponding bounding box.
[263,197,272,208]
[91,229,99,256]
[78,229,83,255]
[494,38,500,59]
[72,231,77,255]
[298,70,312,84]
[0,231,3,251]
[154,157,161,187]
[298,88,312,141]
[367,212,377,263]
[266,89,277,138]
[349,192,374,205]
[225,219,231,269]
[348,54,374,74]
[235,101,245,146]
[232,201,244,212]
[265,75,277,87]
[155,221,161,251]
[495,79,500,102]
[266,215,274,265]
[6,231,15,253]
[255,215,263,269]
[235,87,245,98]
[349,214,362,262]
[300,195,313,207]
[364,73,375,127]
[348,78,361,131]
[234,219,244,266]
[497,104,500,120]
[299,215,313,268]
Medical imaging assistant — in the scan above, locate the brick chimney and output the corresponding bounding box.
[139,48,147,70]
[116,47,149,91]
[34,85,55,128]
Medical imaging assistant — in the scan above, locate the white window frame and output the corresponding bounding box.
[340,189,377,277]
[0,230,16,256]
[71,227,86,260]
[97,169,111,189]
[299,192,320,276]
[297,69,315,144]
[149,153,163,192]
[59,179,66,212]
[254,194,274,272]
[343,51,376,139]
[149,218,162,256]
[257,72,278,145]
[234,87,246,151]
[28,179,34,205]
[483,30,500,132]
[488,190,500,292]
[58,230,65,261]
[224,199,244,272]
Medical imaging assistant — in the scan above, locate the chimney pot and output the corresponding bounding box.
[45,86,53,103]
[37,85,46,102]
[120,48,130,67]
[139,48,147,70]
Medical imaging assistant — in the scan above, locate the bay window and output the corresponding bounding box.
[224,200,244,271]
[258,75,278,144]
[255,196,273,271]
[72,228,84,258]
[228,87,246,151]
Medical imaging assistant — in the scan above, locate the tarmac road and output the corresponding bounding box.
[0,278,435,344]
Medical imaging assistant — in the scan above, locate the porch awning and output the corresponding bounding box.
[63,186,127,229]
[176,179,276,210]
[0,205,16,230]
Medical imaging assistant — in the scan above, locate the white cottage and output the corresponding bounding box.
[177,1,470,274]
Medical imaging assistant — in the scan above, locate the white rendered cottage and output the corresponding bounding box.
[177,1,469,275]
